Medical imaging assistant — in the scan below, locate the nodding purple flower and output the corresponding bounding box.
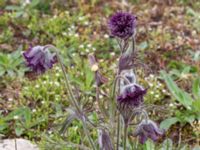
[117,83,146,108]
[108,12,136,39]
[23,45,56,74]
[134,120,164,144]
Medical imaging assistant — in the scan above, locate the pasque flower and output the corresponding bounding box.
[23,45,56,74]
[117,83,146,108]
[134,120,164,144]
[108,12,136,39]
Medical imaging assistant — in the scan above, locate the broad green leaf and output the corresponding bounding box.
[0,66,5,76]
[160,71,193,107]
[144,140,155,150]
[15,127,24,136]
[161,138,173,150]
[160,117,179,130]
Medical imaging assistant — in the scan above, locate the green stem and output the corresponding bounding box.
[82,120,97,150]
[44,45,81,114]
[123,123,128,150]
[44,45,95,150]
[116,112,120,150]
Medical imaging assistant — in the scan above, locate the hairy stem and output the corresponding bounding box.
[44,45,95,150]
[123,123,128,150]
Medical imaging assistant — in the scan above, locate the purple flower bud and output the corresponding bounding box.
[134,120,164,144]
[108,12,136,39]
[117,83,146,108]
[23,46,56,74]
[88,53,108,87]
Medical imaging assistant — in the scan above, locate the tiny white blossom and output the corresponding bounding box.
[110,52,115,56]
[99,95,103,99]
[55,82,60,86]
[8,98,13,101]
[35,84,39,88]
[150,91,154,95]
[32,109,36,113]
[84,21,89,25]
[87,44,92,48]
[85,49,90,53]
[74,33,79,37]
[79,45,84,48]
[149,83,153,87]
[14,115,19,120]
[104,34,109,39]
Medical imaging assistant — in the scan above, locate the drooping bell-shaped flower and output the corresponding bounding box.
[23,45,56,74]
[134,119,164,144]
[108,12,136,39]
[117,83,146,108]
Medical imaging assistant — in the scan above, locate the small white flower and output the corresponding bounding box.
[110,52,115,56]
[62,32,67,36]
[56,73,60,77]
[89,96,93,100]
[169,103,174,107]
[78,16,84,21]
[149,74,154,78]
[150,91,154,95]
[84,21,89,25]
[149,83,153,87]
[92,47,96,51]
[85,49,90,53]
[99,95,103,99]
[48,130,52,134]
[104,34,109,39]
[43,81,47,84]
[72,53,76,57]
[79,45,84,48]
[32,109,36,113]
[74,33,79,37]
[71,25,75,29]
[8,98,13,101]
[87,44,92,48]
[13,115,19,120]
[162,89,166,93]
[35,84,39,88]
[50,82,53,85]
[55,82,60,86]
[155,94,159,98]
[68,32,73,36]
[41,101,45,104]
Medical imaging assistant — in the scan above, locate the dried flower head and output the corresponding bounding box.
[117,83,146,108]
[108,12,136,39]
[23,45,56,74]
[134,120,164,144]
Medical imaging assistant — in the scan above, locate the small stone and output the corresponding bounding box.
[0,139,38,150]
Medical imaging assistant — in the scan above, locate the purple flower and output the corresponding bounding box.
[23,45,56,74]
[134,120,164,144]
[117,83,146,108]
[108,12,136,39]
